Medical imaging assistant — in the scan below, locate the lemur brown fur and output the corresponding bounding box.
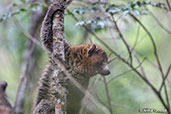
[33,3,110,114]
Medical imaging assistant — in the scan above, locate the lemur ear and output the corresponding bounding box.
[88,44,96,57]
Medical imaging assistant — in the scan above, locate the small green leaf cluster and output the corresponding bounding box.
[0,1,41,22]
[72,0,167,31]
[106,0,167,16]
[75,17,109,32]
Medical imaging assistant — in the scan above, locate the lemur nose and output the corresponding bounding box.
[104,70,110,75]
[106,70,110,75]
[100,70,110,76]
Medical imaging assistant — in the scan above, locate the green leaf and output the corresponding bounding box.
[75,21,85,26]
[0,1,43,23]
[133,10,140,16]
[136,1,142,6]
[20,8,27,12]
[106,8,121,14]
[72,8,86,14]
[75,17,109,32]
[123,10,130,16]
[92,2,107,7]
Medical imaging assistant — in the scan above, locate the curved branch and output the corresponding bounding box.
[111,15,133,65]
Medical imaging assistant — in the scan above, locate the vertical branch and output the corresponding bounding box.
[14,20,37,114]
[166,0,171,11]
[52,0,65,61]
[102,76,113,114]
[52,0,66,113]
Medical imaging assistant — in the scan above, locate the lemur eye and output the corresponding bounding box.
[102,53,107,62]
[100,55,106,62]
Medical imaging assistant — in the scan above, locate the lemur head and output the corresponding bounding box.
[70,44,110,77]
[86,44,110,76]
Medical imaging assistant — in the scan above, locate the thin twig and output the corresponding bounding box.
[12,16,43,49]
[14,42,36,114]
[108,58,146,83]
[135,50,158,69]
[148,9,171,35]
[107,57,117,64]
[159,63,171,92]
[131,24,140,52]
[111,15,133,65]
[164,84,170,114]
[102,76,113,114]
[132,52,147,78]
[94,90,108,108]
[130,24,147,78]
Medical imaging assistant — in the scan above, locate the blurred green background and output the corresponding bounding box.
[0,0,171,114]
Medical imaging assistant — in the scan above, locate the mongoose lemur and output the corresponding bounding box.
[33,3,110,114]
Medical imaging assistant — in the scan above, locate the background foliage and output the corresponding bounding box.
[0,0,171,114]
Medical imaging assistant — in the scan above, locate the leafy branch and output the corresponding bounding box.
[71,0,167,31]
[0,1,41,22]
